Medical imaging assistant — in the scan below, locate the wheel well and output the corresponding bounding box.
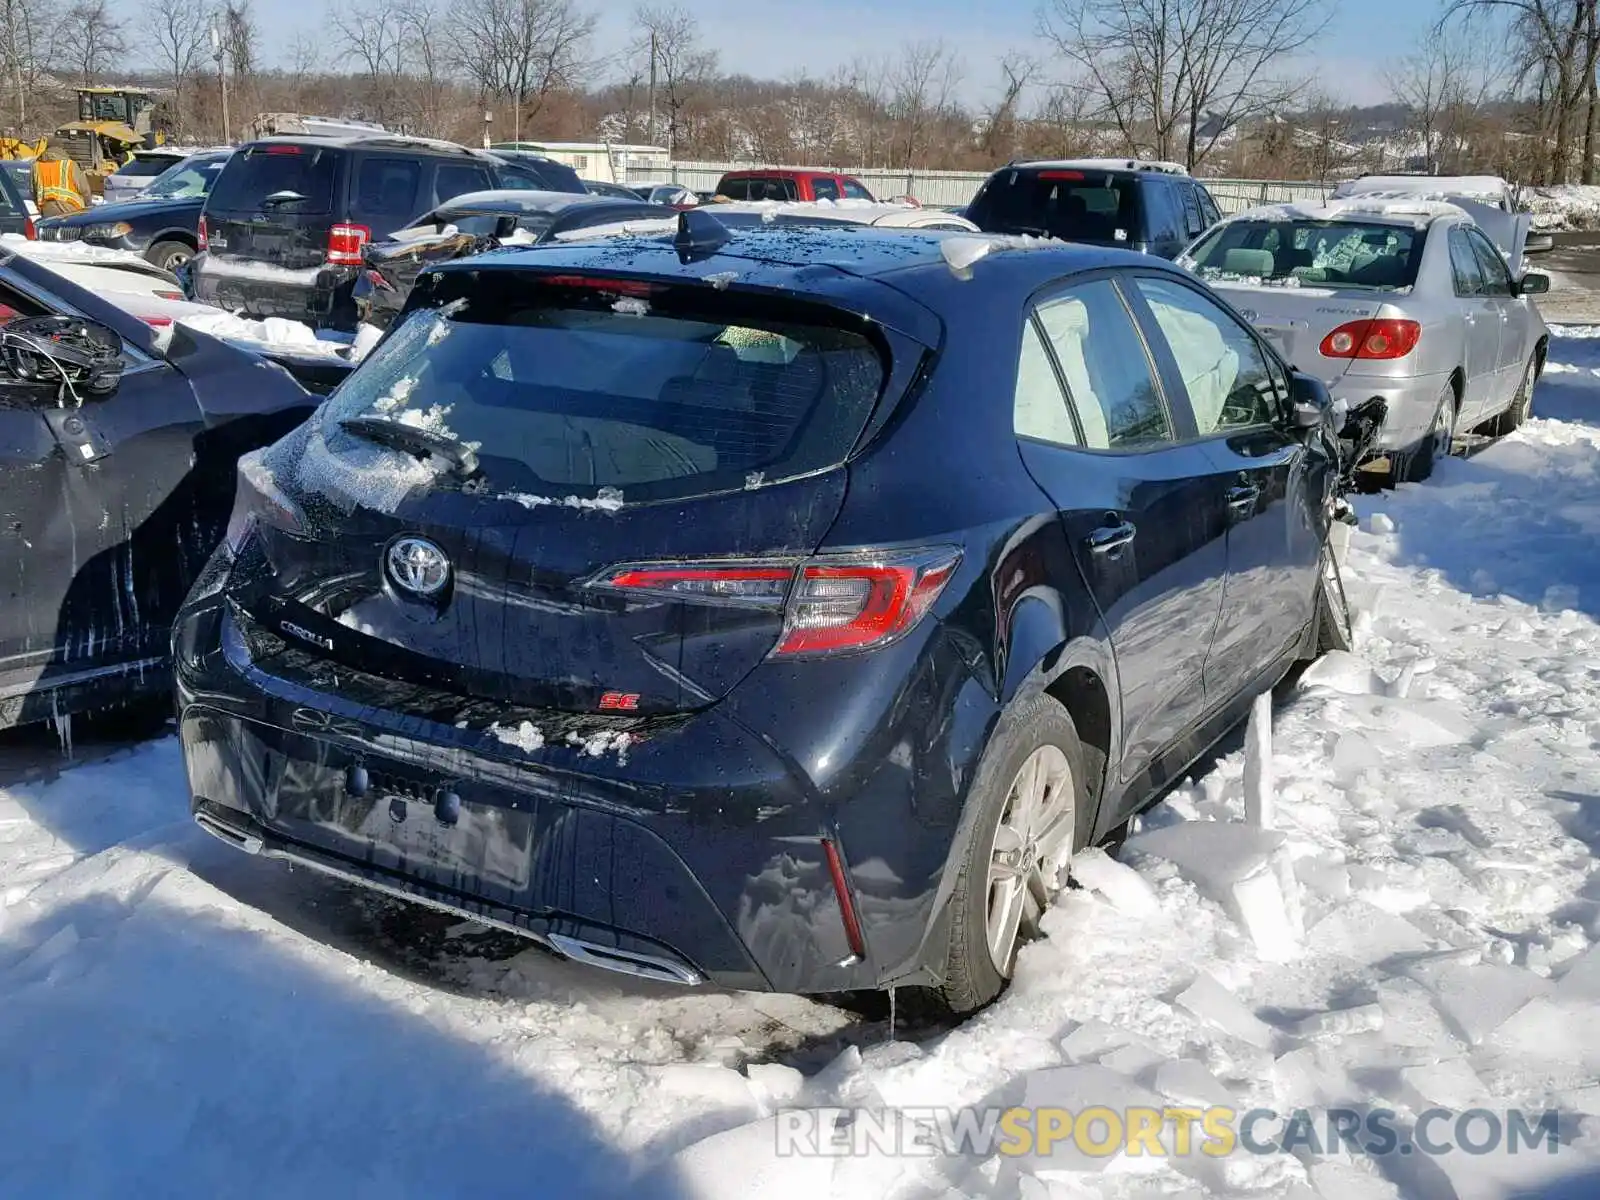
[1535,336,1548,376]
[152,233,196,249]
[1046,666,1111,813]
[1448,368,1465,409]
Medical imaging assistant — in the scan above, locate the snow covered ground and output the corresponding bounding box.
[5,332,1600,1198]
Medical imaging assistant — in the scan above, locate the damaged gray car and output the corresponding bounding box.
[0,249,318,732]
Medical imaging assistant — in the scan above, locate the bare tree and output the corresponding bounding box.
[632,5,716,154]
[1039,0,1328,168]
[332,0,409,125]
[453,0,595,141]
[143,0,207,137]
[1386,23,1503,174]
[887,39,963,170]
[1444,0,1598,181]
[0,0,54,129]
[400,0,454,138]
[218,0,256,78]
[982,52,1037,158]
[56,0,125,86]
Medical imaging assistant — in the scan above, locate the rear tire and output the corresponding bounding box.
[1401,381,1457,483]
[1485,354,1536,437]
[936,692,1087,1015]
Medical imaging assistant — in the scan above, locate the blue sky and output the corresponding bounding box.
[221,0,1422,112]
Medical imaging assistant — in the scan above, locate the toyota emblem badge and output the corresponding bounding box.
[386,536,451,598]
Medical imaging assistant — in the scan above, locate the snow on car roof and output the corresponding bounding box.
[1332,175,1509,201]
[1227,198,1468,227]
[1015,156,1190,176]
[436,189,612,214]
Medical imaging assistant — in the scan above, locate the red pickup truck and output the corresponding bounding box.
[713,169,878,203]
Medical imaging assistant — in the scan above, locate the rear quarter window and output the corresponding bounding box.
[352,157,424,227]
[207,143,338,215]
[325,278,890,504]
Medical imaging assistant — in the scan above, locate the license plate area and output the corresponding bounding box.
[269,748,535,895]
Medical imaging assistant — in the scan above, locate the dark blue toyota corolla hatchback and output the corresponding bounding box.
[175,216,1351,1013]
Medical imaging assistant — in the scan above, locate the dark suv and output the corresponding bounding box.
[191,134,525,331]
[966,159,1222,258]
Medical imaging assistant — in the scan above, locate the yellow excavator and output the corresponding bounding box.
[0,88,169,195]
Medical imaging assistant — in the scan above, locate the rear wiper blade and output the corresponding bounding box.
[338,415,479,477]
[261,189,309,206]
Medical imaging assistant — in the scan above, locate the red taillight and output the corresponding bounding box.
[155,289,183,300]
[821,837,866,961]
[262,144,303,155]
[1319,319,1421,361]
[1038,170,1086,180]
[327,223,370,266]
[364,269,395,290]
[140,315,173,327]
[592,548,961,658]
[777,558,960,656]
[23,215,35,240]
[197,215,207,251]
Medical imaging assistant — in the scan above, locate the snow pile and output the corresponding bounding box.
[3,338,1600,1195]
[502,487,625,513]
[0,232,161,272]
[1526,185,1600,231]
[178,310,382,364]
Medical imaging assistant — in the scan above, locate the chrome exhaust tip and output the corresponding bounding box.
[547,933,704,987]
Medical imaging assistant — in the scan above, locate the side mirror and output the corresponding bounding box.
[1289,371,1331,430]
[1518,271,1551,296]
[1524,233,1555,255]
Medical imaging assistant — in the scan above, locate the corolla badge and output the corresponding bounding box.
[386,536,451,598]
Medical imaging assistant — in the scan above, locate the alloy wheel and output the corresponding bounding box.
[985,744,1076,975]
[1431,390,1457,460]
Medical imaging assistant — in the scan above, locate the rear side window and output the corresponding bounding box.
[1142,181,1182,244]
[1179,185,1206,238]
[742,177,795,201]
[970,169,1141,243]
[717,178,750,200]
[207,143,338,214]
[1467,228,1513,296]
[435,164,495,205]
[325,280,890,503]
[812,177,840,201]
[1035,279,1170,449]
[1448,227,1484,296]
[353,157,422,225]
[1013,320,1079,446]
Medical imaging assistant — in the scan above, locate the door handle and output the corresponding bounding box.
[1087,519,1137,553]
[1227,485,1260,510]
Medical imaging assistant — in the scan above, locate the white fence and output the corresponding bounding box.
[617,159,1332,213]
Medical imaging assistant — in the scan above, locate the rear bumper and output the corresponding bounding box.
[172,595,957,994]
[190,253,358,329]
[1331,371,1451,453]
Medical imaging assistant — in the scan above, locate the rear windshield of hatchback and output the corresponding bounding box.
[1186,219,1425,290]
[207,143,337,214]
[970,169,1143,243]
[322,278,889,503]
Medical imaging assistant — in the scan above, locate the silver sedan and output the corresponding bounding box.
[1178,199,1550,481]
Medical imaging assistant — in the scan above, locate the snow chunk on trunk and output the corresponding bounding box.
[487,722,544,752]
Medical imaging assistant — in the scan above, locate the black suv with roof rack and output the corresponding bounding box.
[965,158,1223,259]
[190,133,527,332]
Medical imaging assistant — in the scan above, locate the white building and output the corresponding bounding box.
[491,141,670,185]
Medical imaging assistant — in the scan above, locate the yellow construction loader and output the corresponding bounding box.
[0,89,169,195]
